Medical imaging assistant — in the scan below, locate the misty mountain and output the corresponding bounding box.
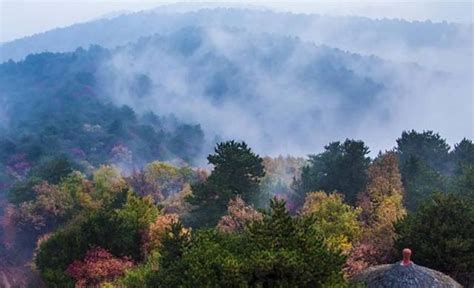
[1,21,471,167]
[0,5,472,288]
[0,26,389,165]
[0,46,205,191]
[1,7,471,67]
[98,25,472,156]
[99,26,390,154]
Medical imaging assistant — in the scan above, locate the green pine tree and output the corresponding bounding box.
[187,141,265,227]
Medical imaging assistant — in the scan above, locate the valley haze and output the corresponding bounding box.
[0,2,473,287]
[1,3,472,159]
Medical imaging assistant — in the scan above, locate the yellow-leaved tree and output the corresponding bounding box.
[301,191,362,254]
[347,151,406,276]
[92,165,128,206]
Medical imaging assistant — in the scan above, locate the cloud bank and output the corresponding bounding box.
[97,24,472,158]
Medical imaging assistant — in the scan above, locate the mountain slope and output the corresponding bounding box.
[0,46,205,193]
[1,8,471,66]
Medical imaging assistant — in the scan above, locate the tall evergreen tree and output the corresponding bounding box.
[450,138,474,175]
[186,141,265,227]
[396,130,450,174]
[248,198,296,249]
[395,130,451,211]
[246,198,346,286]
[401,157,446,211]
[293,139,370,207]
[453,165,474,199]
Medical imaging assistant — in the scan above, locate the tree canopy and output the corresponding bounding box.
[395,193,474,285]
[293,139,370,207]
[186,141,265,227]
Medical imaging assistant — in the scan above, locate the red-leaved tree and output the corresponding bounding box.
[217,196,262,233]
[66,247,133,287]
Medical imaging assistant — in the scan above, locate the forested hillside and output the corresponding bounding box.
[1,8,471,63]
[0,25,397,194]
[1,8,471,155]
[2,133,472,287]
[0,46,204,192]
[0,4,472,288]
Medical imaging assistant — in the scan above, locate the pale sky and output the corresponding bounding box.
[0,0,472,43]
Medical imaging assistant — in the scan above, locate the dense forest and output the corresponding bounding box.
[0,129,473,286]
[0,47,205,188]
[4,26,467,160]
[0,29,390,200]
[0,4,472,288]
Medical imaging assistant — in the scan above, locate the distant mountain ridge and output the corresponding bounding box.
[0,43,205,184]
[0,7,471,288]
[96,25,435,155]
[0,26,396,163]
[1,8,470,64]
[0,6,471,164]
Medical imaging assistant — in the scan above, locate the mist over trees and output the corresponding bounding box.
[0,43,472,286]
[1,8,470,64]
[0,4,472,287]
[1,8,472,158]
[23,135,474,286]
[0,48,205,202]
[0,130,472,286]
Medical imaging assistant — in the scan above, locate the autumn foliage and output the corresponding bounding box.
[301,191,362,254]
[3,134,471,287]
[346,152,406,276]
[217,196,262,233]
[143,213,180,254]
[66,247,133,287]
